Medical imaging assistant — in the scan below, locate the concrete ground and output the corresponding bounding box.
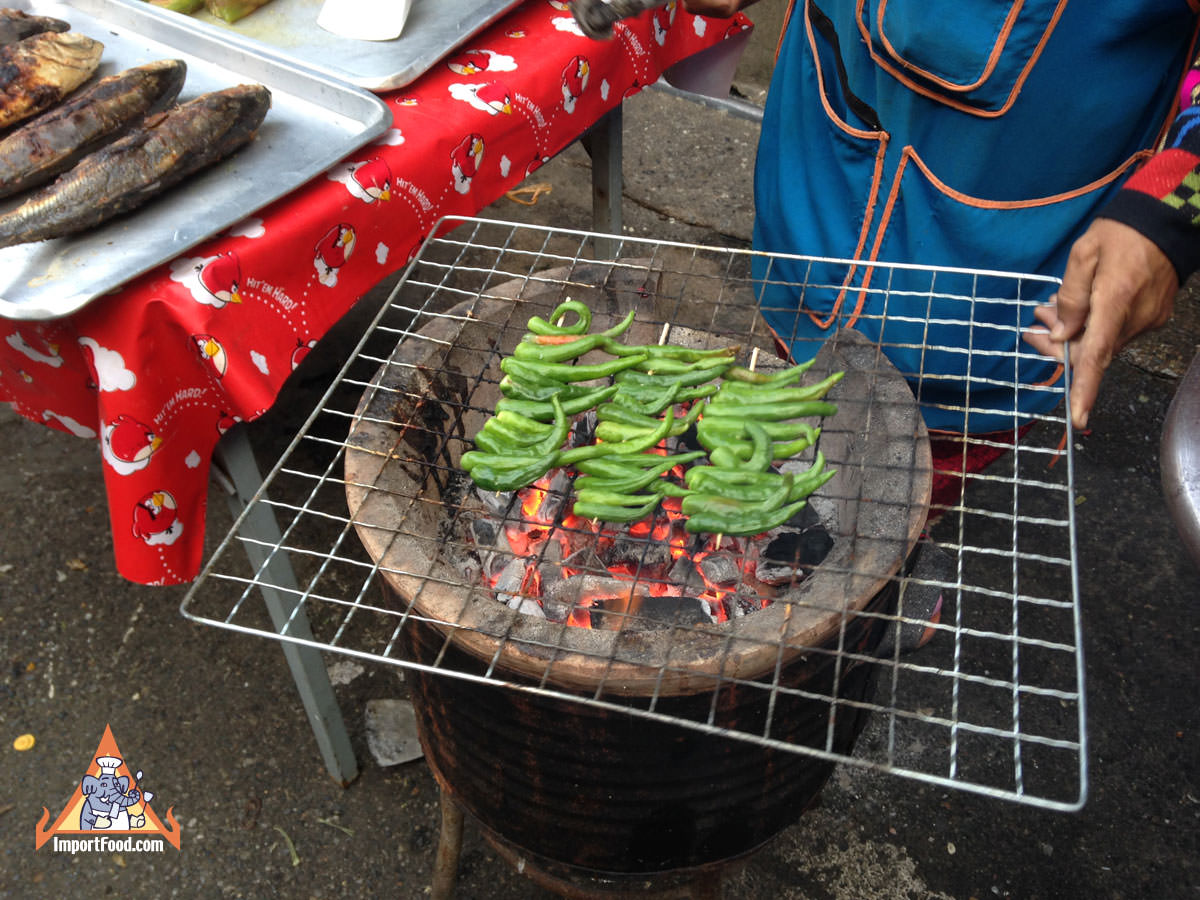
[3,4,1199,898]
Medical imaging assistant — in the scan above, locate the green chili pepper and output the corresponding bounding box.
[788,466,836,502]
[701,400,838,421]
[526,300,592,336]
[611,379,682,416]
[494,408,553,437]
[600,338,738,360]
[574,450,705,478]
[575,488,664,507]
[681,478,791,517]
[572,493,663,524]
[696,418,818,446]
[615,362,732,389]
[684,498,809,537]
[695,422,818,460]
[680,472,796,504]
[597,309,637,338]
[632,353,736,376]
[685,465,788,493]
[710,371,845,405]
[785,452,836,501]
[718,421,771,472]
[512,333,605,363]
[495,385,619,421]
[556,410,674,466]
[501,353,646,384]
[596,403,663,430]
[573,454,686,494]
[722,359,815,385]
[593,401,701,443]
[470,428,511,456]
[674,384,720,403]
[461,450,558,492]
[475,419,556,455]
[532,396,570,456]
[498,376,601,403]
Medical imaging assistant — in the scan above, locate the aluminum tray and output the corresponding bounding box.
[0,0,393,321]
[175,0,526,93]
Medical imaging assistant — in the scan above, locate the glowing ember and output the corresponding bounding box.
[473,465,820,629]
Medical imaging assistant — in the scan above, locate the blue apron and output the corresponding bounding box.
[753,0,1199,432]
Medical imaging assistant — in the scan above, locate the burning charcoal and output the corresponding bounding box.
[725,590,766,619]
[476,487,517,517]
[470,517,497,548]
[697,552,742,587]
[757,523,835,585]
[505,595,546,619]
[609,533,673,575]
[590,593,712,631]
[536,469,573,524]
[570,410,598,447]
[668,555,707,595]
[531,539,566,595]
[494,557,528,595]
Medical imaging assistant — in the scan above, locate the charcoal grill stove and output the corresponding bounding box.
[181,216,1086,895]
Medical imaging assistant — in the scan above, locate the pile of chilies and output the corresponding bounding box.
[460,301,843,538]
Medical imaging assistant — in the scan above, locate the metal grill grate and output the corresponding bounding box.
[182,216,1085,811]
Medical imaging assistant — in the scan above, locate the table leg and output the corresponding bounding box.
[212,425,360,786]
[582,103,623,258]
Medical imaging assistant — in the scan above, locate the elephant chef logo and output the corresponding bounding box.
[35,724,181,850]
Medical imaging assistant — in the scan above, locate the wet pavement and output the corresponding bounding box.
[3,7,1199,898]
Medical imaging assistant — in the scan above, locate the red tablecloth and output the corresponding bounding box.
[0,0,751,584]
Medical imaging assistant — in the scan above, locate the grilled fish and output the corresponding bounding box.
[0,59,187,200]
[0,9,69,45]
[0,83,271,249]
[0,31,104,130]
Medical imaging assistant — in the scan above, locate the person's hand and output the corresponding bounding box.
[680,0,753,16]
[1023,218,1178,430]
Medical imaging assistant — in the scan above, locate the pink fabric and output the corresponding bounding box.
[0,1,751,584]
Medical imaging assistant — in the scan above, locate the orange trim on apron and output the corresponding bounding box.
[853,0,1069,118]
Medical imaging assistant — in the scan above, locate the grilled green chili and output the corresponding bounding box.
[683,498,809,537]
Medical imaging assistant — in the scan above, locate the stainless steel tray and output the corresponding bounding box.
[175,0,526,92]
[0,0,393,321]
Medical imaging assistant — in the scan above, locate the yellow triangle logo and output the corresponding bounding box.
[35,724,181,850]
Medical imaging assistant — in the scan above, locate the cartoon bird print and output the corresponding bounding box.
[448,49,492,76]
[451,134,485,194]
[314,223,356,287]
[345,158,393,204]
[196,252,243,308]
[131,490,181,546]
[216,411,241,435]
[561,55,589,113]
[291,338,318,371]
[101,414,161,476]
[192,334,227,378]
[474,82,513,116]
[652,0,677,44]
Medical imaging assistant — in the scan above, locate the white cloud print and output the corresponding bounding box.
[552,16,584,37]
[78,337,135,391]
[374,127,405,147]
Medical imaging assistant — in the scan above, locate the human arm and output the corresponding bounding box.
[1024,64,1200,430]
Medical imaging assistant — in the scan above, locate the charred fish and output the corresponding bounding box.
[0,58,187,199]
[0,31,104,129]
[0,83,271,249]
[0,9,70,45]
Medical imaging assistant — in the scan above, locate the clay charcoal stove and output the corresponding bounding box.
[181,218,1086,897]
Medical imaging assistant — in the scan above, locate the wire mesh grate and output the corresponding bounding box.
[182,216,1085,811]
